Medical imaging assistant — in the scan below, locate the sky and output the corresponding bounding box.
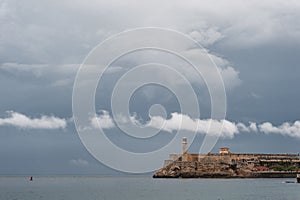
[0,0,300,175]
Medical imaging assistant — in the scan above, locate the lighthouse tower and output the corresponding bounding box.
[182,137,188,162]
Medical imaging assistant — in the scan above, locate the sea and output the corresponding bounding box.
[0,176,300,200]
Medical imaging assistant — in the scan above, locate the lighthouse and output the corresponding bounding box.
[182,137,188,162]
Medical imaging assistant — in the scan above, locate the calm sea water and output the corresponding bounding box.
[0,176,300,200]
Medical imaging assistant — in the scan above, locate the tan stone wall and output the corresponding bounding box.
[167,153,299,167]
[169,154,181,161]
[186,153,299,162]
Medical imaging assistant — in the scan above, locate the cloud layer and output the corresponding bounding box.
[1,0,300,65]
[91,110,115,129]
[259,121,300,138]
[0,111,67,129]
[92,111,300,139]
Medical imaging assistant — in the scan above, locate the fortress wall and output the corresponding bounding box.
[165,161,196,168]
[163,160,174,167]
[167,153,299,164]
[169,154,182,161]
[188,153,299,162]
[257,154,299,159]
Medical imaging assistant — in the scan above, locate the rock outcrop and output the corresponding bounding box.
[154,139,300,178]
[153,154,300,178]
[153,160,253,178]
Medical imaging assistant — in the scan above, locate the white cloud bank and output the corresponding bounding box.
[92,111,300,139]
[259,121,300,138]
[91,110,115,129]
[146,113,239,139]
[0,111,67,129]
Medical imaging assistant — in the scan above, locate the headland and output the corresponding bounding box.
[153,138,300,178]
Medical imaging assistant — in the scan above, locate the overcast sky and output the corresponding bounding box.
[1,0,300,175]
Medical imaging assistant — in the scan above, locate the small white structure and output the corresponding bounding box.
[219,147,230,154]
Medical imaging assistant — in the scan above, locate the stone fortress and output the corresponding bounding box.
[153,137,300,178]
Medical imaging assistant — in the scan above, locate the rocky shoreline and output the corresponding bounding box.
[153,170,298,178]
[153,160,299,179]
[153,138,300,179]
